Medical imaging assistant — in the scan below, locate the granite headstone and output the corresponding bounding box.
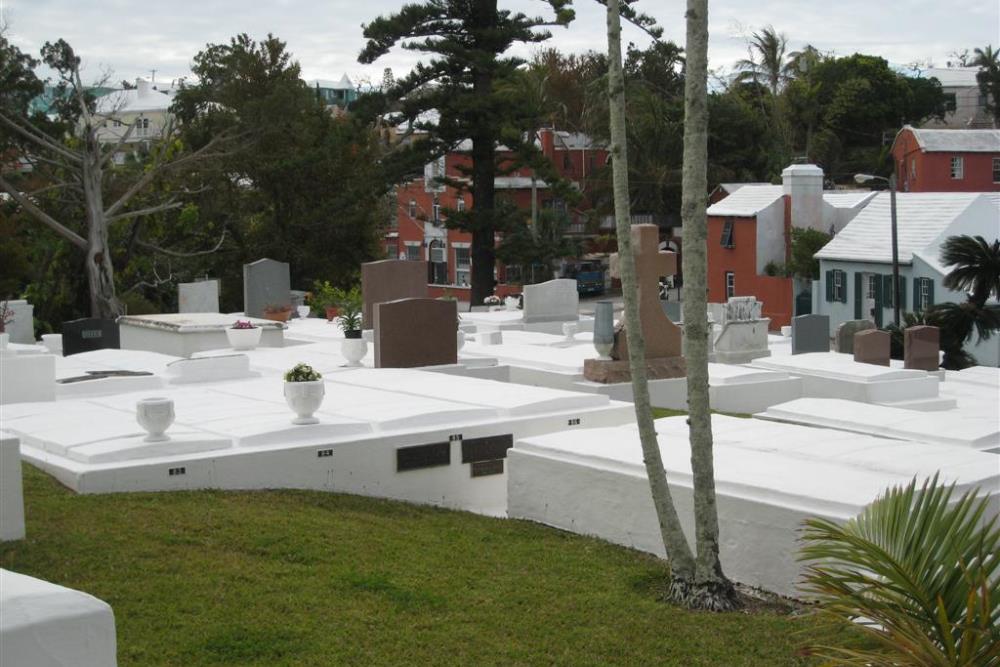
[242,259,290,319]
[904,325,940,371]
[361,259,428,329]
[835,319,875,354]
[374,298,457,368]
[853,329,890,366]
[791,314,830,354]
[178,280,220,313]
[62,318,120,356]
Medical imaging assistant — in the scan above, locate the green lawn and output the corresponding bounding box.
[2,465,830,666]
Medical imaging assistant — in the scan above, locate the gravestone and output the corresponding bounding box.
[0,435,25,540]
[835,319,875,354]
[584,224,685,382]
[853,329,890,366]
[361,259,428,329]
[374,298,457,368]
[713,296,770,363]
[4,300,34,344]
[791,314,829,355]
[178,280,220,313]
[243,259,290,319]
[904,325,940,371]
[62,318,120,356]
[522,279,579,323]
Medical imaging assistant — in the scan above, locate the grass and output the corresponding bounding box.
[1,465,833,666]
[652,407,752,419]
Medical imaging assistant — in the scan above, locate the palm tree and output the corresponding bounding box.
[800,475,1000,666]
[971,45,999,126]
[928,235,1000,368]
[735,26,790,97]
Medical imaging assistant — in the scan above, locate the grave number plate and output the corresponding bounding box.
[471,460,504,477]
[397,442,450,472]
[461,434,513,463]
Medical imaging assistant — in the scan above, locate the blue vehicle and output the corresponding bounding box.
[564,261,605,296]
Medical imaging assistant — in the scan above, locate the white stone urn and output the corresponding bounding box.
[296,305,311,320]
[41,333,62,355]
[562,322,578,344]
[226,325,262,350]
[341,337,368,367]
[504,296,519,312]
[136,397,175,442]
[457,329,466,352]
[284,380,325,425]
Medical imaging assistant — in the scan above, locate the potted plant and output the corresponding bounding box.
[283,362,324,424]
[263,303,293,322]
[312,280,340,321]
[335,286,367,366]
[226,319,262,350]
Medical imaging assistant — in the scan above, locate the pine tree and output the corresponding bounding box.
[358,0,574,305]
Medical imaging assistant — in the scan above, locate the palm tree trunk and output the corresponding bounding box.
[605,0,696,589]
[681,0,737,610]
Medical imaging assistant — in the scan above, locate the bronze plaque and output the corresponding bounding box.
[396,442,450,472]
[470,459,504,477]
[461,434,513,463]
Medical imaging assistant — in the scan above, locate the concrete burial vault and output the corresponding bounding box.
[4,368,633,517]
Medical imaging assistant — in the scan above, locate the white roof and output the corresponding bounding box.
[815,192,996,264]
[917,67,979,88]
[904,126,1000,153]
[706,185,784,216]
[307,74,354,90]
[823,191,877,209]
[95,86,172,114]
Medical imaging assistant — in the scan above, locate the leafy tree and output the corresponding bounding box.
[0,39,228,318]
[173,34,388,298]
[357,0,574,305]
[972,45,1000,126]
[787,227,831,279]
[801,475,999,666]
[496,209,578,282]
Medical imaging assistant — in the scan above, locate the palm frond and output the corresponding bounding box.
[939,235,1000,306]
[800,475,1000,666]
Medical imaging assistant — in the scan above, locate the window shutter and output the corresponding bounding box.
[900,278,906,310]
[927,278,935,307]
[873,275,884,328]
[913,277,921,312]
[839,271,848,303]
[854,272,863,319]
[882,275,893,307]
[825,270,834,302]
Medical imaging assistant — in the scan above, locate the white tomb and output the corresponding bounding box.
[0,569,117,667]
[118,313,285,357]
[0,435,25,541]
[508,415,1000,597]
[1,353,56,404]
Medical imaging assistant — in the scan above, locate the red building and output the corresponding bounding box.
[706,165,874,329]
[388,128,608,299]
[892,126,1000,193]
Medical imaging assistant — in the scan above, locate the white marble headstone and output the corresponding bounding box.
[4,300,34,344]
[178,280,220,313]
[522,279,579,323]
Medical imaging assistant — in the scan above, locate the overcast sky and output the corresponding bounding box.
[4,0,997,87]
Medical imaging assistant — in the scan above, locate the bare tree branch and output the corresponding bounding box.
[99,121,137,169]
[0,174,87,249]
[107,199,182,222]
[135,230,227,257]
[0,112,82,163]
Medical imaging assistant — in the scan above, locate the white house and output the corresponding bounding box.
[94,79,175,163]
[814,192,1000,366]
[916,67,992,130]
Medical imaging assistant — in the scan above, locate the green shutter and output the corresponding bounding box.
[882,275,893,307]
[900,278,906,310]
[854,272,863,319]
[927,278,935,307]
[839,271,848,303]
[913,277,921,312]
[825,270,834,302]
[873,275,884,328]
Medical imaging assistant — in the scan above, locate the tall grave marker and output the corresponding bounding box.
[374,298,457,368]
[791,314,830,355]
[361,259,428,329]
[62,318,120,356]
[178,280,220,313]
[243,259,290,319]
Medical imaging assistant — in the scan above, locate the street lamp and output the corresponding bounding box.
[854,172,900,327]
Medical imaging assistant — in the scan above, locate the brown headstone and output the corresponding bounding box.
[853,329,890,366]
[374,298,457,368]
[610,224,681,360]
[361,259,428,329]
[904,325,940,371]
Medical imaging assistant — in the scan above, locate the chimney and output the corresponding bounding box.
[781,163,824,231]
[540,127,555,159]
[136,78,151,96]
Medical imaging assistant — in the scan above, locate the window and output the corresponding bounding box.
[950,156,964,179]
[910,159,917,179]
[720,218,735,248]
[724,271,735,299]
[916,277,934,311]
[866,274,877,300]
[404,244,421,261]
[113,119,122,128]
[456,198,465,212]
[993,158,1000,184]
[826,269,847,303]
[943,93,957,112]
[454,247,471,286]
[408,199,416,218]
[432,201,441,223]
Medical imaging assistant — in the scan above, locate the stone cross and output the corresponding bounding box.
[611,224,682,360]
